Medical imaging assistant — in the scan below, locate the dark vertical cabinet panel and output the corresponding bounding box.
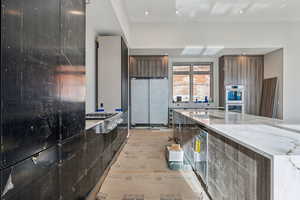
[1,0,60,168]
[121,38,129,137]
[1,0,87,199]
[121,38,129,113]
[59,126,126,200]
[1,146,59,200]
[59,0,85,140]
[219,56,264,115]
[85,130,105,195]
[59,134,87,200]
[1,0,85,168]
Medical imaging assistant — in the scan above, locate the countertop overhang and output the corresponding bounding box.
[174,109,300,159]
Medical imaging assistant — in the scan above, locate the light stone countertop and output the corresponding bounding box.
[85,119,104,130]
[175,109,300,200]
[175,109,300,158]
[276,124,300,133]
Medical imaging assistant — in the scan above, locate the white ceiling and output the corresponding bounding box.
[124,0,300,23]
[130,47,280,57]
[86,0,123,36]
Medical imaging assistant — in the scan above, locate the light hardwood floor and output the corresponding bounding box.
[96,129,209,200]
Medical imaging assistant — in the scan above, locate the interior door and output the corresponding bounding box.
[131,79,149,125]
[149,79,168,125]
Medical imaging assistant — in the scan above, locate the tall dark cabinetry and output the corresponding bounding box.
[121,38,129,113]
[1,0,85,199]
[1,0,62,170]
[121,38,129,133]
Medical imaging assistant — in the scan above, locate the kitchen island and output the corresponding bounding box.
[173,109,300,200]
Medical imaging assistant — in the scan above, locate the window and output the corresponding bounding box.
[173,74,190,102]
[172,63,213,103]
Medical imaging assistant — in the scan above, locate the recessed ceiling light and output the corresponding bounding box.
[239,10,244,14]
[176,10,179,15]
[145,11,149,16]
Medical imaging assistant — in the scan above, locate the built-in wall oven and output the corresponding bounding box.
[225,85,245,114]
[226,85,244,104]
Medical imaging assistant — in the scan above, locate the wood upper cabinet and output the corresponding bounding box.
[129,56,168,78]
[219,56,264,115]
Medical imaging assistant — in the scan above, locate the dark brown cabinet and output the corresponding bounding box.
[121,38,129,112]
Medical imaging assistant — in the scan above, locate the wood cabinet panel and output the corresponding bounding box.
[129,56,168,78]
[219,56,264,115]
[208,131,271,200]
[260,77,278,118]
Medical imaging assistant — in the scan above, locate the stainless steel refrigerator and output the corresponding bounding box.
[131,78,169,127]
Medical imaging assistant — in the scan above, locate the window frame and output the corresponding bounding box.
[172,62,214,103]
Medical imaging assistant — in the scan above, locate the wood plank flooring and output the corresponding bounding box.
[96,129,209,200]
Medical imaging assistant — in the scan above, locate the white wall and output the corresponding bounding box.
[284,23,300,122]
[264,49,283,119]
[129,22,300,122]
[85,0,123,113]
